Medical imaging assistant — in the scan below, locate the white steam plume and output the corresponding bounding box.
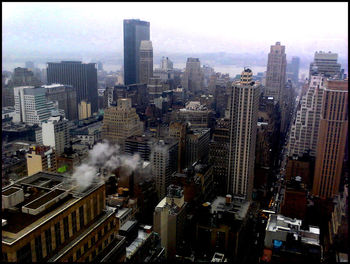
[72,140,141,190]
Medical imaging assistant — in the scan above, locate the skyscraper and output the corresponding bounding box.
[265,42,287,103]
[287,56,300,85]
[309,51,341,81]
[288,75,326,157]
[43,84,78,121]
[161,57,173,71]
[182,58,202,94]
[42,115,70,155]
[139,40,153,84]
[47,61,98,113]
[123,19,150,85]
[312,79,348,199]
[226,68,260,199]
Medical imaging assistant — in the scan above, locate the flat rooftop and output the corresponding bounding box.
[2,172,104,245]
[211,196,251,221]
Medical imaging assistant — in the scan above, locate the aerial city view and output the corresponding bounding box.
[1,2,348,263]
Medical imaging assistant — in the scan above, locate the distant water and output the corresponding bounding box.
[2,62,309,78]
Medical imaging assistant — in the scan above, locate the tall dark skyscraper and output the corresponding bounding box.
[47,61,98,113]
[123,19,150,85]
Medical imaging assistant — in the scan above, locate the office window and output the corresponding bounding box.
[45,228,52,255]
[93,197,98,217]
[98,244,102,252]
[16,243,32,262]
[92,250,96,259]
[79,206,85,228]
[55,222,62,247]
[35,235,43,261]
[104,225,108,234]
[63,216,69,241]
[76,248,81,260]
[72,211,77,234]
[91,236,95,245]
[98,230,102,240]
[68,255,73,262]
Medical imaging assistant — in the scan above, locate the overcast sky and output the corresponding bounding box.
[2,2,348,59]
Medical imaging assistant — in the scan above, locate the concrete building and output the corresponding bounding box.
[13,86,57,126]
[185,128,210,168]
[286,56,300,85]
[2,172,126,262]
[264,214,321,262]
[265,42,287,103]
[150,139,178,200]
[309,51,341,80]
[123,19,150,85]
[161,57,173,71]
[101,98,144,150]
[43,84,78,121]
[125,135,154,161]
[288,75,326,157]
[47,61,98,113]
[312,80,348,199]
[174,101,213,129]
[168,122,187,172]
[147,77,163,104]
[154,185,187,260]
[78,100,92,120]
[226,68,260,199]
[182,58,203,94]
[139,40,153,84]
[42,115,70,155]
[26,145,57,176]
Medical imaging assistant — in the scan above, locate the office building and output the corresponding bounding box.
[161,57,173,71]
[147,77,163,103]
[265,42,287,103]
[78,100,92,120]
[43,84,78,121]
[47,61,98,113]
[26,145,57,176]
[185,128,210,168]
[174,101,213,128]
[150,139,178,200]
[153,185,187,259]
[125,135,153,161]
[287,56,300,85]
[13,86,57,125]
[2,172,126,262]
[309,51,341,80]
[12,67,42,87]
[182,58,202,94]
[139,40,153,84]
[42,115,70,155]
[226,68,260,199]
[123,19,150,85]
[288,75,326,157]
[312,80,348,199]
[101,98,143,151]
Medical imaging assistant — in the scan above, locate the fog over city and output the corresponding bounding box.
[2,2,348,73]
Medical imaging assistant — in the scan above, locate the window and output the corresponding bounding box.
[45,228,52,255]
[55,222,61,247]
[72,211,77,234]
[68,255,73,262]
[104,240,108,247]
[92,250,96,259]
[93,197,98,217]
[35,235,43,261]
[98,244,102,252]
[63,216,69,241]
[79,206,85,228]
[76,248,81,259]
[104,225,108,234]
[91,236,95,245]
[98,230,102,240]
[84,243,88,252]
[16,243,32,262]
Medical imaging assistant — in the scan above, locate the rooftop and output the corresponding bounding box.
[2,172,104,245]
[211,196,251,221]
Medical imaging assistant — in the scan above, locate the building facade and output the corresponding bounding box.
[309,51,341,80]
[139,40,153,84]
[312,80,348,199]
[265,42,287,103]
[26,146,57,176]
[78,100,92,120]
[182,58,202,94]
[43,84,78,121]
[42,115,70,155]
[123,19,150,85]
[226,68,260,199]
[47,61,98,113]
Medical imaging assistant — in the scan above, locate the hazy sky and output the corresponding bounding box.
[2,2,348,59]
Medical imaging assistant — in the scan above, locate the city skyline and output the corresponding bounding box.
[3,3,348,62]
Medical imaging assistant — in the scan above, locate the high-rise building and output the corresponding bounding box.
[12,67,42,87]
[101,98,143,150]
[288,75,326,157]
[226,68,260,199]
[312,80,348,199]
[25,61,35,70]
[309,51,341,81]
[161,57,173,71]
[42,115,70,155]
[265,42,287,103]
[43,84,78,121]
[147,77,163,104]
[153,184,187,259]
[47,61,98,113]
[2,172,126,262]
[78,100,92,120]
[182,58,202,94]
[13,86,57,125]
[125,135,153,161]
[123,19,150,85]
[26,145,57,176]
[150,139,178,200]
[139,40,153,84]
[185,128,210,168]
[287,57,300,86]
